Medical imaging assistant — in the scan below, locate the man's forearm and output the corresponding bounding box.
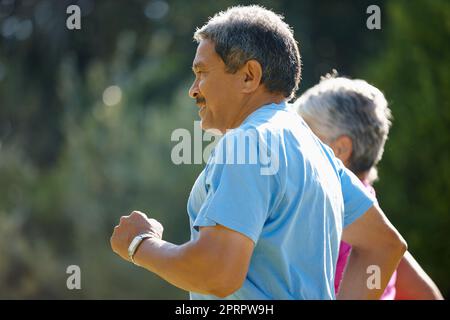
[337,244,406,299]
[133,237,217,295]
[111,220,252,298]
[339,204,408,299]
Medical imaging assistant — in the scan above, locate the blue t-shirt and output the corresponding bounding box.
[187,102,375,299]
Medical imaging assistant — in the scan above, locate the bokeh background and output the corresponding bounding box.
[0,0,448,299]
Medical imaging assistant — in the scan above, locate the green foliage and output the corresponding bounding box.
[362,0,450,297]
[1,73,201,298]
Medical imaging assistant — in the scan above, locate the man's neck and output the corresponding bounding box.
[228,92,286,130]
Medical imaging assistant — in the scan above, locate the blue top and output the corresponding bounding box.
[187,102,375,299]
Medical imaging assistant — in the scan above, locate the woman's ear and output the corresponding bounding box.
[241,59,263,93]
[330,135,353,166]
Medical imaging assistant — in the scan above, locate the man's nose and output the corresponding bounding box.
[189,79,199,99]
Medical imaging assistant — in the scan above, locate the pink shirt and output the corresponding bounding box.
[334,182,397,299]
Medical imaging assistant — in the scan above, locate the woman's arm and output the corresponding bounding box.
[395,251,444,300]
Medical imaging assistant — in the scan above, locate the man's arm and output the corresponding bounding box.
[338,204,408,300]
[110,211,254,298]
[395,251,444,300]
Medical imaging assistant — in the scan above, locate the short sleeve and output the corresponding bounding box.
[337,160,376,227]
[193,131,274,244]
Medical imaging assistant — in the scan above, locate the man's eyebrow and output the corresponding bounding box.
[192,62,206,71]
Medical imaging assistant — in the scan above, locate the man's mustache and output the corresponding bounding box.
[196,97,206,105]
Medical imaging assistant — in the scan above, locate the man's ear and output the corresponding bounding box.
[241,59,263,93]
[331,135,353,166]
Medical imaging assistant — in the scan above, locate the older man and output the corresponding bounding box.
[110,5,407,299]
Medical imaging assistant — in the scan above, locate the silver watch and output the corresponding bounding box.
[128,233,153,264]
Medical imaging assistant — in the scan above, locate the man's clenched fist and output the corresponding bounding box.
[110,211,164,262]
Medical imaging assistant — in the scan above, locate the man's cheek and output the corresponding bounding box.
[200,80,214,99]
[198,82,206,98]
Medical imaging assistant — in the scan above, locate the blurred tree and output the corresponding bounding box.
[362,0,450,297]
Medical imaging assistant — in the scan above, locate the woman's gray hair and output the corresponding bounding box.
[295,74,392,182]
[194,5,301,100]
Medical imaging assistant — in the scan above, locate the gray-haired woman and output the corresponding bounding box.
[295,74,443,300]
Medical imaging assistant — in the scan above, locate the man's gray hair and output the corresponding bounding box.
[194,5,301,100]
[295,74,392,182]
